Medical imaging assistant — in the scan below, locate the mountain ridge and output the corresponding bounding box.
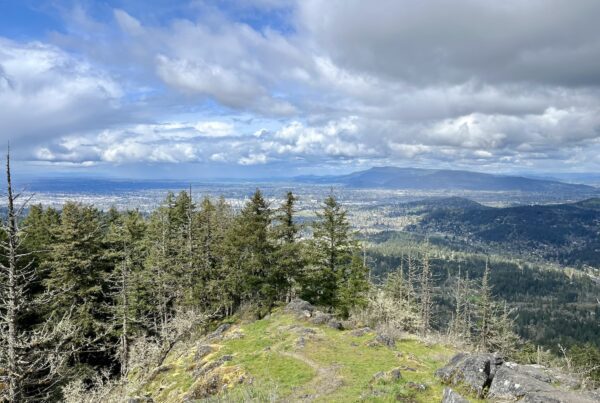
[295,166,599,192]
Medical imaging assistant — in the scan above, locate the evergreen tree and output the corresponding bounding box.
[45,202,112,369]
[273,191,303,301]
[142,193,180,334]
[104,210,146,377]
[222,189,275,310]
[304,194,368,315]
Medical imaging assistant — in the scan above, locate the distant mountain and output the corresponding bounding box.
[295,166,598,192]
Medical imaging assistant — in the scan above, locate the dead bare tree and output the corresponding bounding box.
[0,149,75,401]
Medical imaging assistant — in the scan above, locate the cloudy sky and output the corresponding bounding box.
[2,0,600,178]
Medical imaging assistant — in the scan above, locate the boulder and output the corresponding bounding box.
[374,333,395,348]
[441,387,469,403]
[488,365,554,400]
[285,299,315,317]
[435,353,503,397]
[489,364,597,403]
[327,319,343,330]
[309,311,333,325]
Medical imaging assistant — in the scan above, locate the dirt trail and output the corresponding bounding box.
[277,350,344,402]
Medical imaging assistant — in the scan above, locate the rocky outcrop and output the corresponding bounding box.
[285,298,315,317]
[441,387,469,403]
[435,352,502,396]
[437,353,598,402]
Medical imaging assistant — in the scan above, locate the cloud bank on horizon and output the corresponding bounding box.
[1,0,600,177]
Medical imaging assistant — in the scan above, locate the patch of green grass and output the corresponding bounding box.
[214,313,316,398]
[139,310,485,402]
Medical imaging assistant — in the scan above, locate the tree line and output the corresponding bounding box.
[0,154,368,401]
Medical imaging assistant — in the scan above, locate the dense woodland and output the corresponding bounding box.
[1,154,598,401]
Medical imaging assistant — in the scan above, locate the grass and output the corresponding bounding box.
[138,309,482,402]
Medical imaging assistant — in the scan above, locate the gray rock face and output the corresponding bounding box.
[489,364,598,403]
[441,387,470,403]
[437,353,597,403]
[488,365,554,400]
[435,353,502,397]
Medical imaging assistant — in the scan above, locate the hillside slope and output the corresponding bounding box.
[407,197,600,266]
[124,301,598,403]
[129,306,460,402]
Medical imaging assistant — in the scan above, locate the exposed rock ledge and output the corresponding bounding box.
[436,352,599,402]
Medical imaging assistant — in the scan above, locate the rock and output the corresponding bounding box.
[285,299,315,317]
[406,382,427,391]
[194,355,233,377]
[489,364,554,400]
[206,324,231,340]
[435,353,503,397]
[350,327,372,337]
[521,390,599,403]
[195,344,214,361]
[296,336,307,348]
[441,387,469,403]
[388,368,402,381]
[309,311,333,325]
[127,398,154,403]
[374,333,395,348]
[504,362,553,383]
[327,319,343,330]
[371,368,402,383]
[489,365,597,403]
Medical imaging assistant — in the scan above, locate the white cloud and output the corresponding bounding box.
[0,38,123,157]
[6,2,600,173]
[239,153,267,165]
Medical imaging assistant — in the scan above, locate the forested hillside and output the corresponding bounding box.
[368,237,600,349]
[402,197,600,267]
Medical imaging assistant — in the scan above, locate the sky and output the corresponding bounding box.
[1,0,600,179]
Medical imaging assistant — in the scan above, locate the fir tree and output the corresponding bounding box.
[273,191,303,301]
